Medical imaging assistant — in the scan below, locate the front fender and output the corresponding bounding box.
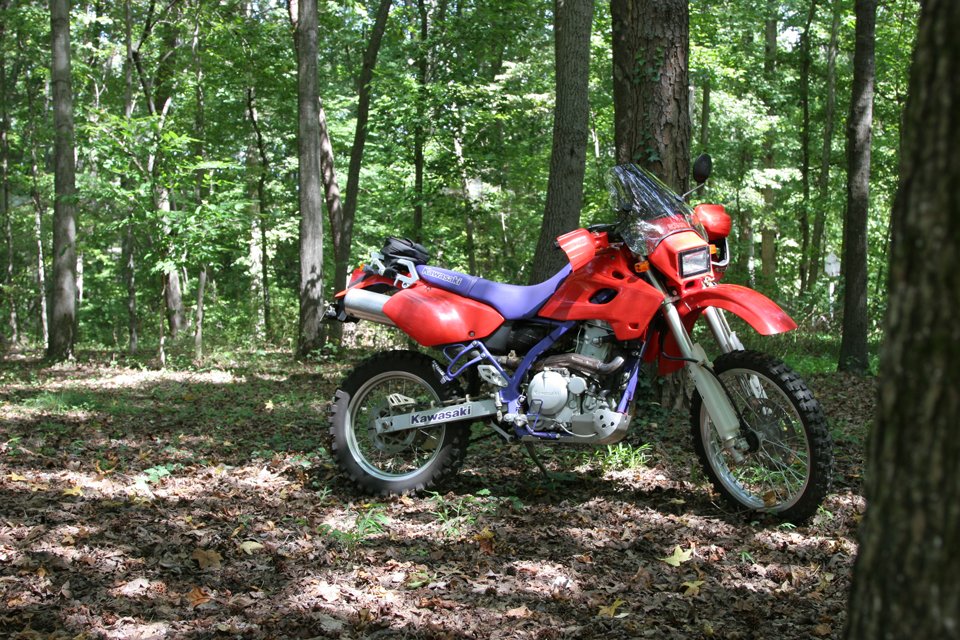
[678,284,797,335]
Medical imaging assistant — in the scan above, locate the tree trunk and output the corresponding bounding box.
[48,0,78,362]
[699,77,710,152]
[0,4,18,347]
[611,0,690,192]
[122,0,137,354]
[246,88,271,339]
[798,0,818,295]
[838,0,876,374]
[413,0,429,244]
[845,2,960,636]
[194,265,207,360]
[808,0,841,292]
[529,0,594,284]
[292,0,326,357]
[329,0,392,345]
[760,2,777,286]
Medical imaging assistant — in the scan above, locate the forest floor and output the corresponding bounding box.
[0,348,872,640]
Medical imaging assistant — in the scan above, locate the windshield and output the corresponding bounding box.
[608,164,706,256]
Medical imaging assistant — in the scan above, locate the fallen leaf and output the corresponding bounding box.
[812,623,832,637]
[682,580,705,597]
[192,548,222,570]
[62,485,84,497]
[473,527,495,554]
[8,473,27,482]
[660,545,694,567]
[506,604,532,618]
[264,400,274,412]
[238,541,264,555]
[598,598,625,618]
[186,586,212,608]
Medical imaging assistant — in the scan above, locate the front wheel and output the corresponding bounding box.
[690,350,833,523]
[329,350,470,495]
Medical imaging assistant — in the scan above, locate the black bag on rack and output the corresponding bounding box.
[379,237,430,277]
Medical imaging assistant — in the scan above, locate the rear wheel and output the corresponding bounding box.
[329,351,470,495]
[690,350,833,523]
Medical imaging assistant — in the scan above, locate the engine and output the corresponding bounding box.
[520,321,630,444]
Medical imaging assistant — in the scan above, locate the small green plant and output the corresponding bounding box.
[739,550,755,564]
[428,492,497,537]
[141,463,182,484]
[595,442,652,471]
[355,504,389,537]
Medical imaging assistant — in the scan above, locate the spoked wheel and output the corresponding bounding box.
[690,350,833,523]
[329,351,470,495]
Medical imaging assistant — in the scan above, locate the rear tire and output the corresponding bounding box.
[690,350,833,523]
[329,350,470,495]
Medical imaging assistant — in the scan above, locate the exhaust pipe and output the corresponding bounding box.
[342,289,396,326]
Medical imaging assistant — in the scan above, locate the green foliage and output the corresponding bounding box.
[0,0,916,355]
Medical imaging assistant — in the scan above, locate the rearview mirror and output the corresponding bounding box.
[693,153,712,185]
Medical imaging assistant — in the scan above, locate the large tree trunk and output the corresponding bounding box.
[329,0,392,345]
[528,0,594,284]
[292,0,326,357]
[845,2,960,636]
[48,0,78,361]
[611,0,690,192]
[25,65,49,350]
[838,0,876,374]
[808,0,841,292]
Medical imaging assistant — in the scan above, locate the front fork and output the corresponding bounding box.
[649,280,745,461]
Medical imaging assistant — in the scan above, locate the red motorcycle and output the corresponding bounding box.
[327,159,832,523]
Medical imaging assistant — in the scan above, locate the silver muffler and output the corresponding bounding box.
[342,289,396,326]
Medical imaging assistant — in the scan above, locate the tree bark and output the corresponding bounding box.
[292,0,326,357]
[845,2,960,636]
[246,87,271,339]
[0,3,18,347]
[48,0,78,361]
[699,77,710,152]
[838,0,876,374]
[808,0,841,292]
[760,1,777,286]
[611,0,690,193]
[798,0,818,295]
[122,0,137,354]
[194,265,207,360]
[529,0,594,284]
[329,0,392,345]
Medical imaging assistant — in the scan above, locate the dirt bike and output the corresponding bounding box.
[326,157,833,523]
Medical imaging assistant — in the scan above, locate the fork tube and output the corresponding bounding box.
[704,307,745,354]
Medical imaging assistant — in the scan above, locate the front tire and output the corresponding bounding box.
[329,350,470,495]
[690,350,833,523]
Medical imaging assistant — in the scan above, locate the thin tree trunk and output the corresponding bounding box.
[48,0,78,361]
[413,0,429,244]
[0,3,18,346]
[838,0,876,374]
[246,88,271,339]
[798,0,818,295]
[291,0,326,357]
[122,0,137,354]
[699,77,710,151]
[845,3,960,636]
[194,265,206,360]
[529,0,595,284]
[808,0,841,291]
[760,1,777,286]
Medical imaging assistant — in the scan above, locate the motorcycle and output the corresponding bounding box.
[326,157,833,523]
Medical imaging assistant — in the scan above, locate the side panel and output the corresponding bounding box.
[383,286,504,347]
[538,247,663,340]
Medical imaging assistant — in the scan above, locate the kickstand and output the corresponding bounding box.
[523,442,553,481]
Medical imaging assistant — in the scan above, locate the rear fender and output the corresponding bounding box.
[335,267,397,298]
[646,284,796,374]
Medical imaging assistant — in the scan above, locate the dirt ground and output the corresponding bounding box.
[0,350,872,639]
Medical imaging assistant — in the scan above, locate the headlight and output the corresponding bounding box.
[679,246,711,278]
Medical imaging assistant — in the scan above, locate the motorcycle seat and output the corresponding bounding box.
[416,264,572,320]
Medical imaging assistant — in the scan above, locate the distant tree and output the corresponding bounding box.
[48,0,78,361]
[844,1,960,636]
[528,0,594,284]
[292,0,325,358]
[838,0,876,374]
